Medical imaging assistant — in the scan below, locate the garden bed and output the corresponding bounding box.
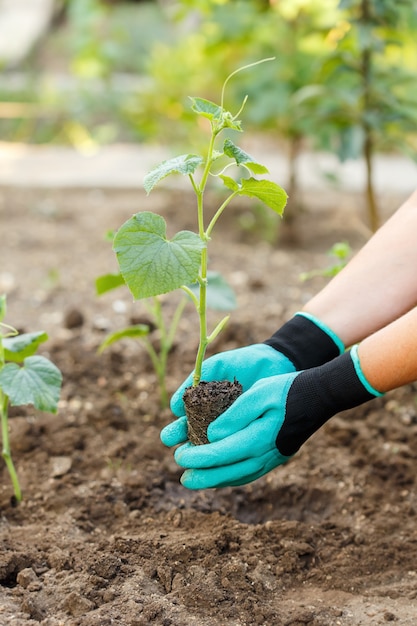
[1,185,417,625]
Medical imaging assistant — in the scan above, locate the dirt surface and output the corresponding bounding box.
[1,184,417,625]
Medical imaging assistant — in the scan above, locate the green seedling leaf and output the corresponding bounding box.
[300,242,352,282]
[144,154,204,194]
[105,229,116,242]
[3,331,48,363]
[221,112,243,132]
[95,272,126,295]
[114,211,205,300]
[98,324,150,353]
[190,97,223,122]
[0,294,6,323]
[212,149,224,161]
[328,241,351,260]
[0,355,62,413]
[188,271,236,312]
[223,139,269,174]
[189,99,243,132]
[239,178,288,215]
[220,175,239,193]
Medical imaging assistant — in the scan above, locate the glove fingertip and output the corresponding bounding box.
[174,441,193,466]
[160,417,188,447]
[169,391,185,416]
[180,470,196,489]
[170,402,185,418]
[180,469,207,490]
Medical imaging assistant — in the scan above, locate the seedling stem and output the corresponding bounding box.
[113,58,287,399]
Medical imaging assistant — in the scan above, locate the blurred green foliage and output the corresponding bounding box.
[132,0,342,149]
[0,0,173,146]
[1,0,416,184]
[316,0,417,228]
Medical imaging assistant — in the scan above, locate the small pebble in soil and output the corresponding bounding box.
[64,308,84,329]
[50,456,73,477]
[17,567,38,589]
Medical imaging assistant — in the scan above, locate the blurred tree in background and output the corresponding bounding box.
[0,0,416,229]
[137,0,417,229]
[316,0,417,230]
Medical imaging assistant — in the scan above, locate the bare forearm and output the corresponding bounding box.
[358,306,417,392]
[304,190,417,346]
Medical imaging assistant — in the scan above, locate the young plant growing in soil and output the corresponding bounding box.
[95,271,236,410]
[0,295,62,502]
[113,60,288,444]
[300,241,352,282]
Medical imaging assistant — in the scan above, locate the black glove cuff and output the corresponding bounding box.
[264,314,342,370]
[276,350,376,456]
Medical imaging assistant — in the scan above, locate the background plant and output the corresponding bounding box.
[2,0,417,159]
[2,0,417,235]
[0,0,172,146]
[0,295,62,502]
[300,241,352,282]
[122,0,417,234]
[316,0,417,230]
[95,271,236,408]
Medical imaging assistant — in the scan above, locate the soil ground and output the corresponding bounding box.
[1,184,417,625]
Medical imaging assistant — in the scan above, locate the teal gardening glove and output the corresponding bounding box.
[161,312,344,447]
[173,345,383,489]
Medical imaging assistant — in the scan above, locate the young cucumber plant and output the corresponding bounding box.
[113,59,288,442]
[95,270,236,410]
[300,241,352,282]
[0,295,62,502]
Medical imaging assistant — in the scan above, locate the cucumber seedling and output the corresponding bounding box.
[0,295,62,502]
[113,59,287,444]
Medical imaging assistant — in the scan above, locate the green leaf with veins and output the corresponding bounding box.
[221,113,243,132]
[98,325,150,353]
[238,178,288,215]
[189,98,242,132]
[0,355,62,412]
[220,175,287,214]
[143,154,204,194]
[220,175,240,192]
[223,139,269,174]
[3,331,49,363]
[190,97,223,122]
[113,212,205,300]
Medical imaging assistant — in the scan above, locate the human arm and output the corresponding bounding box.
[173,306,417,489]
[358,305,417,392]
[162,189,417,452]
[304,189,417,346]
[171,188,417,389]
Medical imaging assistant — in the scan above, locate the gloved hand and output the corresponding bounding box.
[162,343,295,446]
[173,345,383,489]
[161,312,344,447]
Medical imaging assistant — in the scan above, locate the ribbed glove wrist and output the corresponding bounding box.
[264,312,344,370]
[276,345,384,456]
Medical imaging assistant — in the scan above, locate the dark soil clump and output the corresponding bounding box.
[184,379,243,445]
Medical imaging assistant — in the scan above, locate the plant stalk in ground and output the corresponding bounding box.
[0,295,62,501]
